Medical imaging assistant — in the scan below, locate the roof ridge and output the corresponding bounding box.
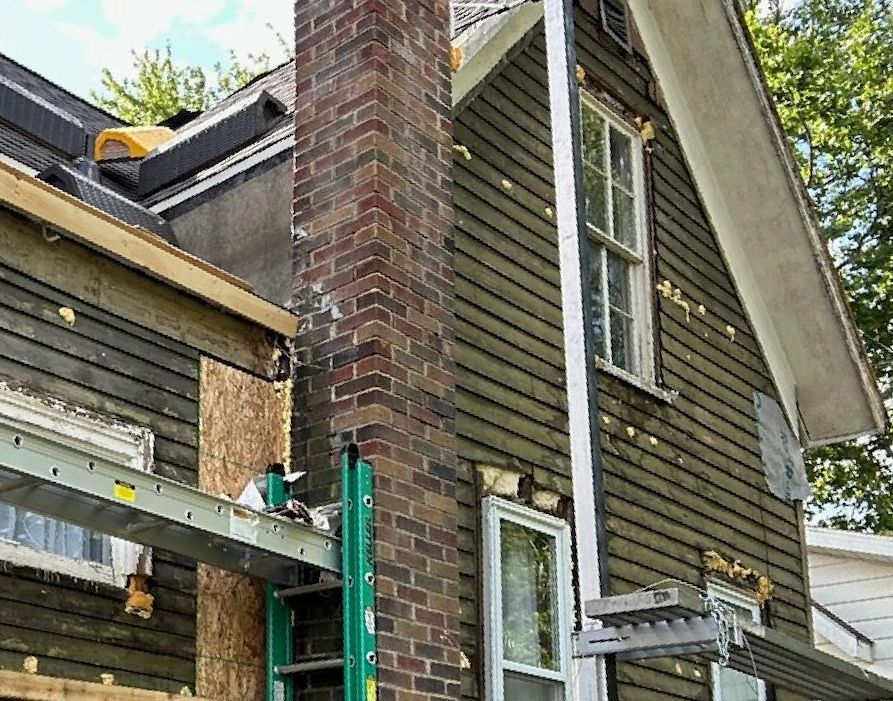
[0,51,127,126]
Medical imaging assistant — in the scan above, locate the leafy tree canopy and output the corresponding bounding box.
[747,0,893,531]
[92,30,291,125]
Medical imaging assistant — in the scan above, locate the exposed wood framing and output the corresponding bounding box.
[0,670,221,701]
[0,162,298,337]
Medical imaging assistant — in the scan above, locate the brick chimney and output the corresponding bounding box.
[293,1,460,700]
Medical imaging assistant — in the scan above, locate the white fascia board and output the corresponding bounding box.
[625,0,885,446]
[812,605,875,663]
[452,2,544,107]
[150,131,294,213]
[808,527,893,563]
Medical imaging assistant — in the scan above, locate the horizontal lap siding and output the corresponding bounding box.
[0,235,199,691]
[454,27,569,697]
[454,8,811,699]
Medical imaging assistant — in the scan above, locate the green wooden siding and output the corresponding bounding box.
[453,7,810,700]
[0,210,269,693]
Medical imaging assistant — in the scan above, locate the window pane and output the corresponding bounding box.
[0,505,111,564]
[612,188,637,250]
[583,162,608,233]
[717,666,761,701]
[500,520,559,671]
[588,244,606,358]
[581,106,606,170]
[504,671,563,701]
[610,126,633,190]
[607,254,631,313]
[610,308,635,372]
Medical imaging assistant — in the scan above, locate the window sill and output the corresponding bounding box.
[0,538,121,587]
[594,357,677,404]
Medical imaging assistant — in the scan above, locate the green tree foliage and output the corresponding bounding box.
[92,31,291,125]
[747,0,893,531]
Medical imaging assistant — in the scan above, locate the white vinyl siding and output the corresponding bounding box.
[810,550,893,678]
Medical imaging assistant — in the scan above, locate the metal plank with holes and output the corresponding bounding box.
[0,423,340,584]
[576,588,893,701]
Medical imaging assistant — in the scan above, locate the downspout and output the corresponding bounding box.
[542,1,612,699]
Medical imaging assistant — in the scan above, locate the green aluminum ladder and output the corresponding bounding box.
[267,446,378,701]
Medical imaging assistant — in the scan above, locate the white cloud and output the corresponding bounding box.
[202,2,293,66]
[61,0,226,74]
[22,0,67,10]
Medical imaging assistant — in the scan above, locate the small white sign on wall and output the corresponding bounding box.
[753,390,812,502]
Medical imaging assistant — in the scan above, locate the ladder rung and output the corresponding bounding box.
[277,657,343,674]
[275,579,342,599]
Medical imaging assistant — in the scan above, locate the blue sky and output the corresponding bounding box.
[0,0,292,102]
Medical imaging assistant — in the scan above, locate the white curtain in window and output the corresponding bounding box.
[0,504,110,563]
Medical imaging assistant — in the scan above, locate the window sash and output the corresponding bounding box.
[483,497,573,701]
[709,584,766,701]
[580,92,652,381]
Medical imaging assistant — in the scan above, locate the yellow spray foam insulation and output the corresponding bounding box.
[544,206,554,218]
[576,64,587,84]
[100,673,115,685]
[501,179,513,191]
[460,651,472,669]
[452,144,472,161]
[625,426,636,438]
[58,307,76,326]
[693,669,703,679]
[674,662,684,675]
[180,687,194,697]
[648,435,658,446]
[634,116,656,144]
[22,656,38,675]
[725,325,736,341]
[697,304,706,316]
[124,574,155,619]
[657,280,693,321]
[449,45,463,72]
[601,415,612,425]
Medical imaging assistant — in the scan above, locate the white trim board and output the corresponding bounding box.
[812,604,875,663]
[808,527,893,564]
[452,3,544,106]
[624,0,884,445]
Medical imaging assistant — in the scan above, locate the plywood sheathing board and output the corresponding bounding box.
[0,162,298,337]
[0,669,222,701]
[0,208,274,375]
[196,358,291,701]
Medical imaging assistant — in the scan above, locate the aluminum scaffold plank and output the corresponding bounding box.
[0,424,340,584]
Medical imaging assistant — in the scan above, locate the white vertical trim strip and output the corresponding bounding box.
[482,497,574,700]
[543,1,608,699]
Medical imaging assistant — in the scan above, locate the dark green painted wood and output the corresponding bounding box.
[0,232,202,691]
[453,9,812,700]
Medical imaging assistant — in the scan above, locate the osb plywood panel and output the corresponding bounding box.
[196,358,290,701]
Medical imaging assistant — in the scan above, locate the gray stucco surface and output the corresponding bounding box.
[168,161,291,305]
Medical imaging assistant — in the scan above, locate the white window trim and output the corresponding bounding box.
[0,381,153,587]
[482,496,574,701]
[580,90,656,385]
[708,582,766,701]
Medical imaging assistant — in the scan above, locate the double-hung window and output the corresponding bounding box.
[0,382,152,586]
[483,497,572,701]
[580,91,653,381]
[709,583,766,701]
